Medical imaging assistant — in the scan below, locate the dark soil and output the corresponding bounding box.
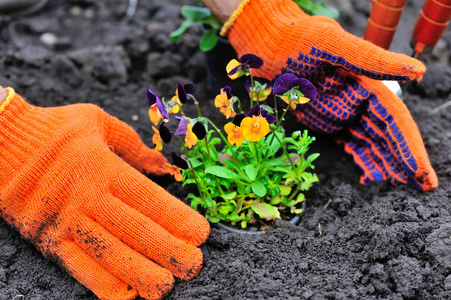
[1,0,451,299]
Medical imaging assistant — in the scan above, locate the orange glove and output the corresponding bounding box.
[221,0,437,191]
[0,88,210,300]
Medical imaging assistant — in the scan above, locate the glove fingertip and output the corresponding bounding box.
[415,164,438,192]
[140,148,170,176]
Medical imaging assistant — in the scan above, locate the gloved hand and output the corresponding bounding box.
[215,0,437,191]
[0,87,210,300]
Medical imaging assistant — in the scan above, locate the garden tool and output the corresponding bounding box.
[220,0,437,191]
[364,0,407,50]
[0,88,210,300]
[411,0,451,58]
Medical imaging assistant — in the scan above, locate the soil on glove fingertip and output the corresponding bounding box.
[1,0,451,299]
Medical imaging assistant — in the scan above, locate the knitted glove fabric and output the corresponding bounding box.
[0,88,210,300]
[222,0,437,191]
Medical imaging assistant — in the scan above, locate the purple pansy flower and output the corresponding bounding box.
[171,151,188,170]
[226,53,264,79]
[174,116,190,136]
[176,82,195,104]
[273,74,317,109]
[192,121,206,140]
[159,123,172,143]
[247,103,276,124]
[147,88,169,125]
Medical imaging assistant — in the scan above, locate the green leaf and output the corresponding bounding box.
[222,159,242,172]
[306,153,320,165]
[208,144,219,161]
[279,185,292,196]
[251,181,267,198]
[187,193,202,210]
[205,166,238,179]
[208,216,220,223]
[200,29,218,52]
[188,157,204,169]
[251,203,280,221]
[169,19,195,41]
[270,196,283,205]
[220,192,237,200]
[229,213,239,221]
[218,204,235,216]
[260,104,274,114]
[310,3,339,19]
[245,165,258,181]
[204,196,214,208]
[218,178,232,189]
[180,5,211,21]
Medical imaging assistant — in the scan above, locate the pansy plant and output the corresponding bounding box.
[146,54,320,229]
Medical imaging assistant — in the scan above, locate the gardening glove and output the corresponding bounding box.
[0,87,210,300]
[219,0,437,191]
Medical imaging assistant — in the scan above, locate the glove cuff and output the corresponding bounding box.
[0,89,61,178]
[0,87,14,113]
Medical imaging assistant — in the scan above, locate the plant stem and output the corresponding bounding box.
[206,118,242,164]
[287,185,301,201]
[177,104,187,117]
[273,132,294,168]
[188,94,202,118]
[273,94,279,122]
[204,137,213,165]
[274,104,291,133]
[252,141,261,165]
[249,69,254,108]
[264,98,293,158]
[235,96,243,114]
[187,158,206,201]
[176,135,188,154]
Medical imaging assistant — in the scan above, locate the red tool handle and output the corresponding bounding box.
[412,0,451,54]
[364,0,407,49]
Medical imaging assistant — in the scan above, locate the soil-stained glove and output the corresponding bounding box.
[0,88,210,300]
[221,0,438,191]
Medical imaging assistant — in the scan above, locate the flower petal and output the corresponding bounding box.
[156,96,169,121]
[184,82,195,94]
[192,121,206,140]
[247,103,261,117]
[224,123,244,146]
[174,116,190,136]
[152,126,163,151]
[240,53,263,69]
[165,163,183,181]
[177,82,190,104]
[159,123,172,143]
[295,78,318,100]
[171,151,188,170]
[148,105,161,126]
[232,114,246,126]
[226,59,242,79]
[222,86,232,99]
[261,110,277,124]
[214,92,228,108]
[185,124,198,148]
[147,88,158,106]
[224,122,236,134]
[273,73,298,95]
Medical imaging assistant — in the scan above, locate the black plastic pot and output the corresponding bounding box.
[200,25,249,102]
[214,214,302,235]
[214,202,306,235]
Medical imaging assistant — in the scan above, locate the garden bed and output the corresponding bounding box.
[1,0,451,299]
